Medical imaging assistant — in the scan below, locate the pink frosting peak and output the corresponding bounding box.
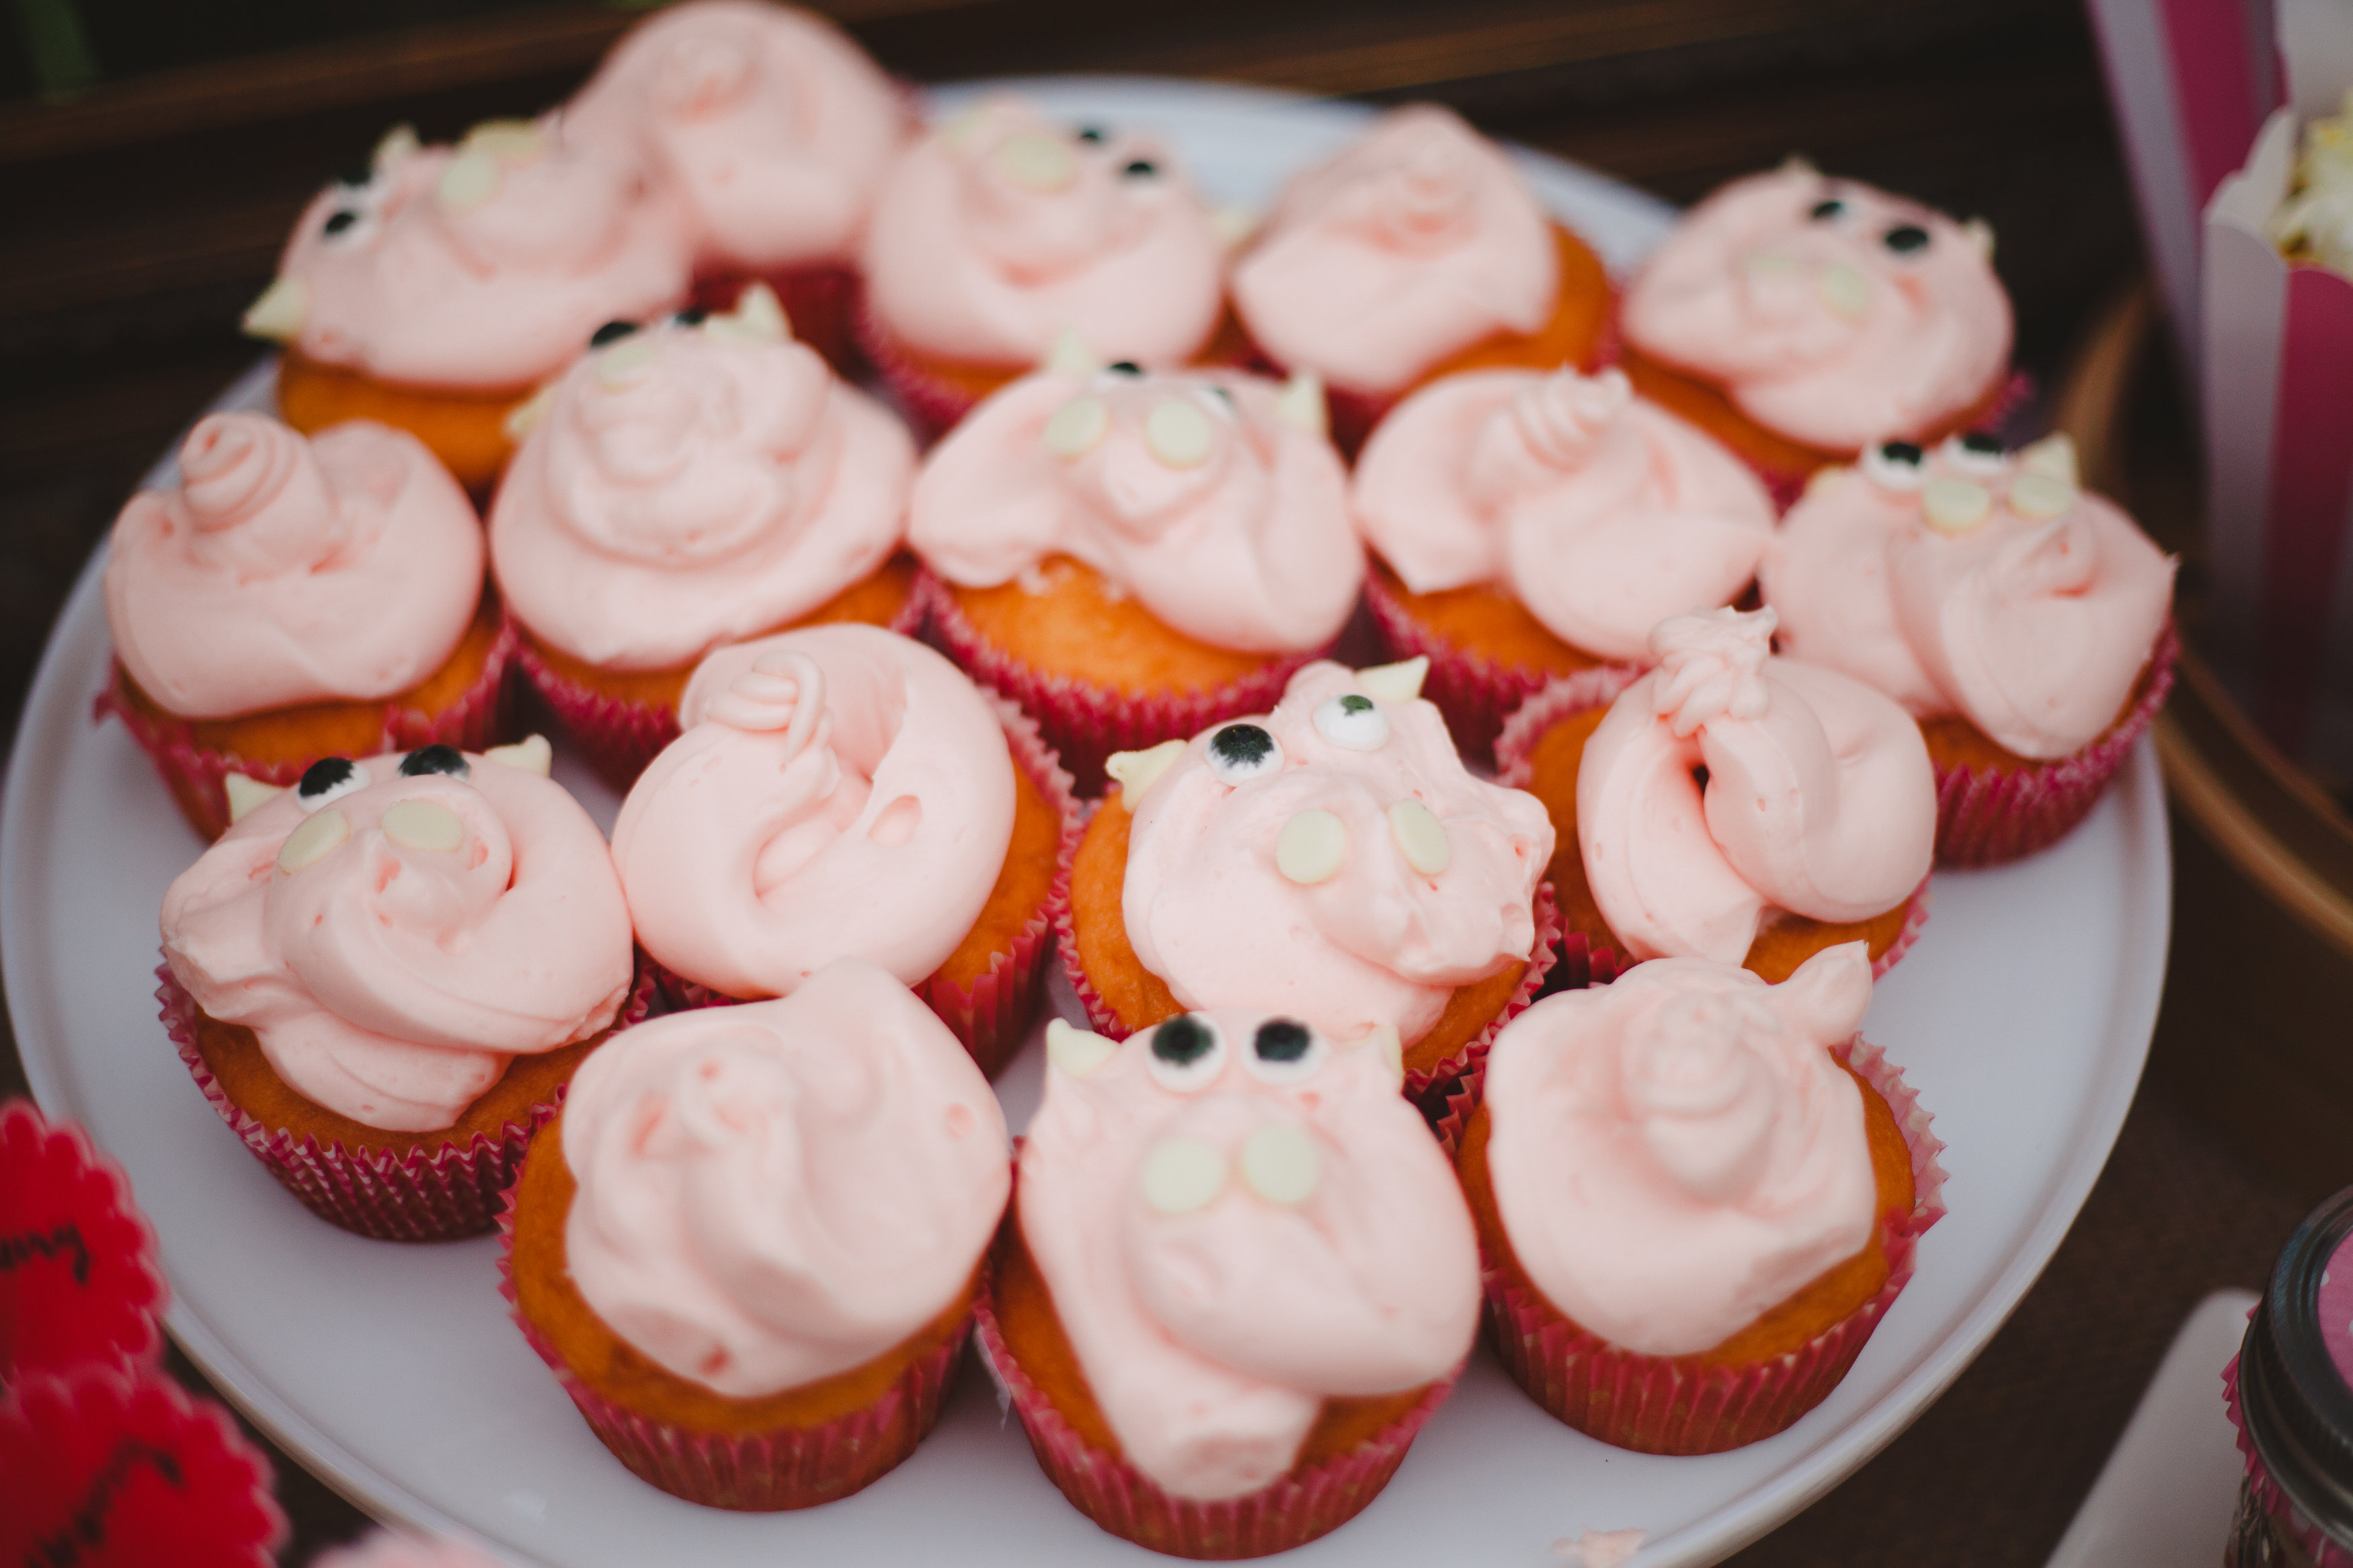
[859,97,1226,368]
[908,364,1359,653]
[561,960,1008,1398]
[612,624,1017,999]
[104,415,484,719]
[1578,608,1935,964]
[1230,104,1560,397]
[159,747,635,1132]
[489,302,913,669]
[1482,943,1880,1356]
[1123,661,1554,1044]
[261,119,694,388]
[1620,165,2012,452]
[1353,367,1777,659]
[1022,1008,1476,1498]
[561,1,910,273]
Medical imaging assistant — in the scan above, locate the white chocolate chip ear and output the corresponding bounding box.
[1042,396,1109,459]
[1361,1021,1404,1085]
[1802,464,1847,501]
[1922,477,1993,534]
[1963,217,1996,258]
[1211,206,1257,249]
[1105,739,1185,807]
[241,277,307,343]
[941,105,988,150]
[1356,657,1429,704]
[1140,1137,1225,1214]
[372,123,420,171]
[1273,369,1326,437]
[703,282,789,344]
[1145,399,1215,468]
[1388,798,1451,876]
[276,808,350,872]
[1045,1018,1117,1077]
[1240,1123,1319,1206]
[463,119,545,162]
[223,774,285,824]
[1276,809,1347,884]
[436,150,502,212]
[483,735,553,776]
[381,799,465,853]
[995,131,1078,191]
[2016,431,2079,486]
[1043,325,1098,378]
[503,380,560,440]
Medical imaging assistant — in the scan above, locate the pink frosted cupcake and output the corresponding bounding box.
[1761,433,2177,864]
[157,740,641,1241]
[1354,364,1777,761]
[611,624,1074,1076]
[504,960,1008,1510]
[978,1006,1476,1557]
[912,358,1357,793]
[857,97,1230,436]
[559,0,912,374]
[98,413,510,842]
[490,286,920,789]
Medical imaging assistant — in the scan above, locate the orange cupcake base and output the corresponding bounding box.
[274,349,528,497]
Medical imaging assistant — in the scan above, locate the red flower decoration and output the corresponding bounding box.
[0,1099,167,1384]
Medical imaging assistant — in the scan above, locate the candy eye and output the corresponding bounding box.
[1074,126,1107,144]
[295,757,369,812]
[1205,723,1282,785]
[1105,361,1144,378]
[669,306,710,329]
[1940,431,2007,477]
[1313,694,1390,751]
[1148,1014,1226,1091]
[1861,439,1926,492]
[1243,1017,1326,1084]
[1121,158,1160,179]
[1882,224,1930,255]
[398,744,471,781]
[590,319,637,348]
[1808,197,1845,221]
[322,209,361,237]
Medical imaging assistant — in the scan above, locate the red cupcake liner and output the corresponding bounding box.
[648,700,1080,1078]
[688,263,865,381]
[853,301,1003,444]
[1931,622,2178,867]
[922,569,1328,797]
[94,614,517,843]
[0,1100,168,1385]
[1480,1032,1946,1454]
[971,1271,1460,1559]
[159,960,654,1243]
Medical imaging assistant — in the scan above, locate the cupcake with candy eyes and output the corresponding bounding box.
[243,118,694,493]
[1230,104,1615,456]
[157,739,645,1241]
[911,354,1357,794]
[978,1005,1477,1557]
[1616,163,2013,503]
[490,284,920,790]
[856,97,1232,437]
[611,624,1075,1076]
[99,412,512,842]
[1495,606,1934,989]
[1456,942,1943,1454]
[1761,432,2176,864]
[504,959,1008,1510]
[1353,364,1777,761]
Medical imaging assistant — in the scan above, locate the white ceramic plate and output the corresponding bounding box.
[3,77,2170,1568]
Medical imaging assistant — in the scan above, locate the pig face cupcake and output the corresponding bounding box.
[505,960,1008,1510]
[245,119,695,491]
[1355,365,1777,760]
[491,286,920,788]
[1762,433,2177,863]
[158,740,641,1240]
[978,1007,1477,1556]
[99,413,510,841]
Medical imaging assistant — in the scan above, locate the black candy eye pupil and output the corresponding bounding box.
[1152,1014,1214,1066]
[672,306,709,327]
[1107,361,1143,376]
[1075,126,1106,143]
[1339,695,1373,714]
[298,757,357,798]
[1882,224,1930,253]
[590,319,637,348]
[323,210,360,236]
[1121,159,1158,179]
[1808,198,1844,220]
[399,745,470,780]
[1252,1019,1311,1063]
[1960,430,2003,455]
[1209,724,1274,768]
[1878,440,1925,465]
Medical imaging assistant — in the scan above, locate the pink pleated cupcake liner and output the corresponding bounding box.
[853,302,1004,444]
[971,1272,1460,1559]
[159,959,653,1243]
[94,614,517,843]
[1493,662,1634,789]
[922,569,1325,797]
[1931,623,2178,867]
[1480,1032,1946,1454]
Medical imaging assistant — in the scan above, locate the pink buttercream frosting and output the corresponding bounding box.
[860,97,1226,368]
[104,414,484,720]
[488,305,914,670]
[1620,166,2012,452]
[1123,662,1554,1044]
[1482,943,1880,1356]
[1577,608,1935,964]
[561,960,1008,1399]
[612,624,1017,999]
[1021,1007,1477,1498]
[1353,367,1777,660]
[159,747,635,1132]
[266,118,694,388]
[908,364,1359,654]
[1230,104,1560,398]
[561,0,910,274]
[1763,439,2177,759]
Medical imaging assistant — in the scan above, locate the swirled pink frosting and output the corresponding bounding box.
[1022,1008,1476,1498]
[1578,608,1935,964]
[104,414,484,720]
[266,120,694,388]
[159,748,634,1132]
[561,1,910,274]
[908,365,1359,653]
[489,311,914,670]
[1124,662,1554,1044]
[561,960,1007,1398]
[1230,104,1559,398]
[859,97,1226,368]
[1482,943,1879,1356]
[1620,166,2012,452]
[1353,367,1776,660]
[1764,442,2177,758]
[612,624,1017,999]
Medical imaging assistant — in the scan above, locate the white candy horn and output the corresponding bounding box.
[1273,369,1327,437]
[1356,656,1429,704]
[1044,325,1099,379]
[241,276,308,343]
[1105,739,1185,807]
[1045,1018,1118,1077]
[483,735,553,776]
[223,773,286,824]
[704,281,789,344]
